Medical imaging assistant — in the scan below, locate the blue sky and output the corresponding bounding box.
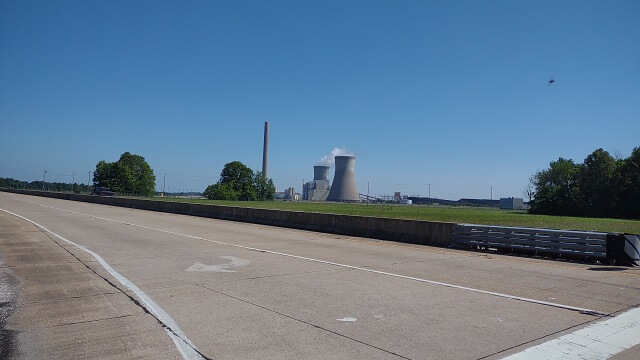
[1,1,639,200]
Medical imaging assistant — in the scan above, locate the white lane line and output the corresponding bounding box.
[0,208,205,360]
[28,202,610,317]
[503,306,640,359]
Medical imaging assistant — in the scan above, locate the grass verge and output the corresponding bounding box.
[146,197,640,234]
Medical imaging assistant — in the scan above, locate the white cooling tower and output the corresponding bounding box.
[326,155,359,202]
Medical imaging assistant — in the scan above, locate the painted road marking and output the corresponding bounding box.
[186,256,250,272]
[337,317,357,322]
[503,306,640,359]
[28,203,608,316]
[0,208,205,360]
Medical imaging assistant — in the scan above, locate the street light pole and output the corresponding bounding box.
[42,170,47,190]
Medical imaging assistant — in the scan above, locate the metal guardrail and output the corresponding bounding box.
[623,234,640,261]
[453,224,608,260]
[608,234,640,265]
[454,224,639,265]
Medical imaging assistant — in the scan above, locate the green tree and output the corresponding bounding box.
[529,158,581,216]
[254,171,276,201]
[578,148,617,217]
[93,152,156,196]
[615,147,640,219]
[529,147,640,219]
[93,160,116,189]
[203,183,239,200]
[219,161,257,200]
[204,162,276,201]
[116,152,156,196]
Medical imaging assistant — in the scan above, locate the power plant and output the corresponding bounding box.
[262,125,360,202]
[302,165,331,201]
[326,155,360,202]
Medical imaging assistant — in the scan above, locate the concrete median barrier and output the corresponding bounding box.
[1,189,454,248]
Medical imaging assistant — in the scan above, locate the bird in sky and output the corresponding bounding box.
[548,76,555,85]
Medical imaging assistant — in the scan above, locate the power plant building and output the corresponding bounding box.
[303,165,331,201]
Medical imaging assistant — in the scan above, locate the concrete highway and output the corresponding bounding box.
[1,191,639,359]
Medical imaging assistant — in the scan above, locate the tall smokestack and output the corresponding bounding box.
[326,156,359,202]
[262,122,269,177]
[313,165,330,181]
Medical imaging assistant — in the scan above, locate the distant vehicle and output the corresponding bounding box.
[91,187,115,196]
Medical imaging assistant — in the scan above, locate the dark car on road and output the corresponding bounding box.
[91,187,115,196]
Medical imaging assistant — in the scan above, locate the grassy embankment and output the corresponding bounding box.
[147,197,640,234]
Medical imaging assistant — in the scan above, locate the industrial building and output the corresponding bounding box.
[394,192,413,205]
[276,187,301,201]
[303,165,331,201]
[500,197,525,210]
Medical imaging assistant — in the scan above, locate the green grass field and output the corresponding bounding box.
[148,197,640,234]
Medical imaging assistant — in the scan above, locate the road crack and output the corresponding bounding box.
[195,283,411,359]
[50,314,134,328]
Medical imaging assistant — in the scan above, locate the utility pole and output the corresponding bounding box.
[367,181,370,205]
[72,173,75,193]
[42,170,47,190]
[428,184,431,199]
[162,173,166,197]
[88,171,91,192]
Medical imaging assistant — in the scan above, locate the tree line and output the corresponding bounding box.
[529,147,640,219]
[0,152,157,196]
[0,177,92,193]
[2,153,276,201]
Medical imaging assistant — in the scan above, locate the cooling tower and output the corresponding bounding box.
[313,165,330,181]
[326,156,360,202]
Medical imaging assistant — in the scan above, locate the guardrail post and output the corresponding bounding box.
[607,233,640,266]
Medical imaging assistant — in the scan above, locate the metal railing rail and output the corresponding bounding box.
[453,224,608,259]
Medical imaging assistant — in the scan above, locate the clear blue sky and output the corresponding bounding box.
[1,1,639,200]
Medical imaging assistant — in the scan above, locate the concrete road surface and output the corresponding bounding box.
[1,192,639,359]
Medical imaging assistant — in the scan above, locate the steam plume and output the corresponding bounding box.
[316,147,354,166]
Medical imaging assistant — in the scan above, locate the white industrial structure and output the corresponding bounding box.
[500,197,525,210]
[303,165,331,201]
